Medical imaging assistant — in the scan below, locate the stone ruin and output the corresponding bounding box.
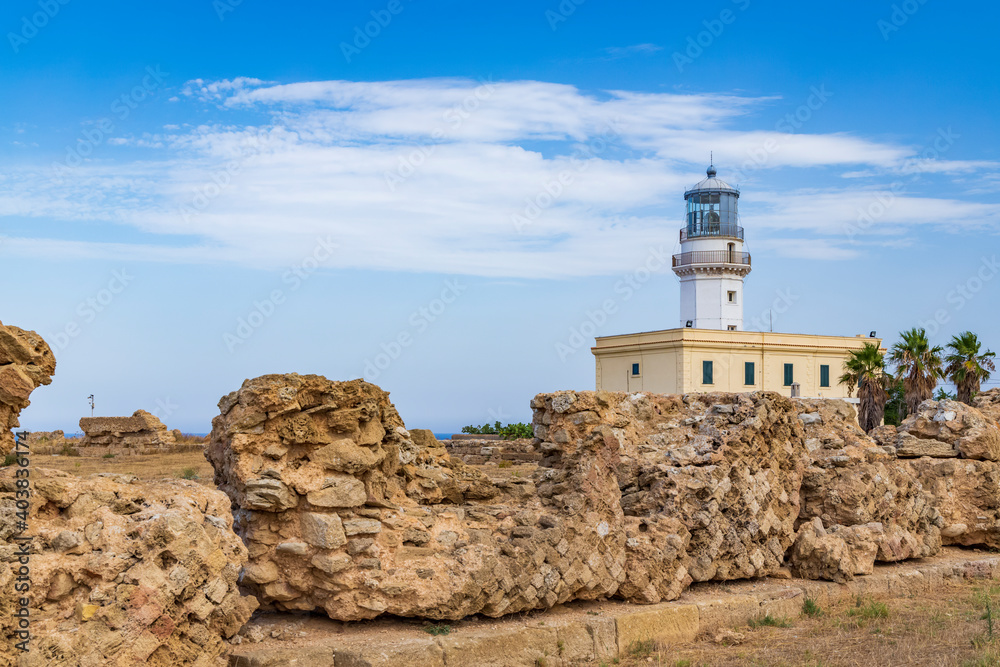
[78,410,182,456]
[202,373,1000,624]
[0,319,55,456]
[5,324,1000,665]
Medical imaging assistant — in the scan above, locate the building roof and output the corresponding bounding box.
[684,165,740,198]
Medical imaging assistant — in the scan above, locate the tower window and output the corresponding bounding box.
[784,363,794,386]
[728,325,737,331]
[820,364,831,388]
[702,360,714,385]
[631,363,640,377]
[728,291,737,303]
[745,362,755,386]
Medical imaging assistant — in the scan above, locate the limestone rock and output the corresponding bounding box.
[897,399,1000,461]
[0,468,257,664]
[79,409,179,453]
[788,518,879,583]
[908,458,1000,548]
[895,432,958,458]
[0,320,55,456]
[973,389,1000,423]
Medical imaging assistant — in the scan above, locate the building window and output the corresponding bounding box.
[702,360,714,385]
[745,362,755,386]
[784,363,794,386]
[820,364,830,388]
[727,291,737,303]
[727,325,737,331]
[631,363,640,377]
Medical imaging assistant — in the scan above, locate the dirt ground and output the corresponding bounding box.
[29,449,216,486]
[605,579,1000,667]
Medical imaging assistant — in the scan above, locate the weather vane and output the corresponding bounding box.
[87,394,95,417]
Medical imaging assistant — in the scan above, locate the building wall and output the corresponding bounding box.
[593,328,882,398]
[676,236,747,330]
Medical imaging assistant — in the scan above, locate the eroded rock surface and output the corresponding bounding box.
[79,410,179,455]
[791,399,942,580]
[896,399,1000,461]
[208,377,816,620]
[0,468,256,666]
[0,320,55,456]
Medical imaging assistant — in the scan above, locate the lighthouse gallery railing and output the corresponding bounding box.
[672,250,752,268]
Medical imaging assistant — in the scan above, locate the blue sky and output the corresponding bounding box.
[2,0,998,433]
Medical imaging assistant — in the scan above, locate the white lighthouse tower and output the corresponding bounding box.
[672,164,751,330]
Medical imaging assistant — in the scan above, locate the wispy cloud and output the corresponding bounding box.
[3,77,998,278]
[603,43,663,59]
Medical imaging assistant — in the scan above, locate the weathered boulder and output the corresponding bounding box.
[208,374,628,622]
[0,320,55,455]
[0,468,257,666]
[793,399,942,568]
[896,399,1000,461]
[542,391,808,599]
[973,388,1000,424]
[788,518,880,583]
[908,458,1000,548]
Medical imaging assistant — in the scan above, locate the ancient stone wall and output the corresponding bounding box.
[207,377,823,620]
[0,320,55,456]
[0,468,257,666]
[77,409,184,456]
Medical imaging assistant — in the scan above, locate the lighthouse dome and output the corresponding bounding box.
[684,165,740,198]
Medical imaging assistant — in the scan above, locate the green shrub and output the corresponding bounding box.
[628,639,657,657]
[461,421,534,440]
[803,598,823,617]
[422,624,451,636]
[179,468,199,480]
[102,453,115,459]
[749,614,793,628]
[498,460,512,469]
[848,599,889,623]
[60,444,80,457]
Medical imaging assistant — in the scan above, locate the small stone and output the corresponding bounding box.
[343,519,382,536]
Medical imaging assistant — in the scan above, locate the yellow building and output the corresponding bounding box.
[593,328,883,398]
[592,164,882,400]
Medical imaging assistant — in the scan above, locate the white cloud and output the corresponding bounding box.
[3,77,998,278]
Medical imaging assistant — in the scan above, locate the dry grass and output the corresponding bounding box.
[32,451,215,486]
[601,581,1000,667]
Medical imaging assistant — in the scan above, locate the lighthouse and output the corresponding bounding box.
[671,164,751,331]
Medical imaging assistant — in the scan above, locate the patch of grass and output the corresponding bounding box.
[1,453,17,467]
[749,614,792,628]
[178,467,199,480]
[848,599,890,623]
[628,639,658,657]
[557,640,564,656]
[59,444,80,457]
[102,453,115,459]
[422,624,452,636]
[674,660,693,667]
[535,658,547,667]
[803,598,823,618]
[498,460,512,469]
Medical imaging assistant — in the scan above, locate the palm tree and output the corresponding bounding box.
[945,331,996,404]
[890,328,944,416]
[839,342,891,432]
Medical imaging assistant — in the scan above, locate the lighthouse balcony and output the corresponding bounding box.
[672,250,751,268]
[680,224,744,242]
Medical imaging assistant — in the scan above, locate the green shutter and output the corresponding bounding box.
[703,360,713,385]
[745,362,755,386]
[820,365,830,387]
[784,363,794,386]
